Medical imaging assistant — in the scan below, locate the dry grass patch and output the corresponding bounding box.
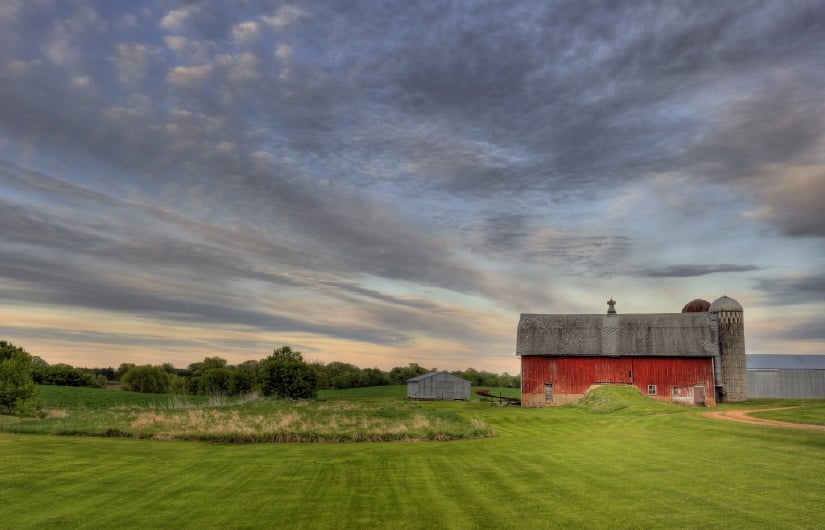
[3,395,494,443]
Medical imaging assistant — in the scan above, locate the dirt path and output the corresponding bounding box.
[703,407,825,431]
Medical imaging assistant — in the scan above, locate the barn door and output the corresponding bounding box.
[693,385,706,406]
[544,383,553,404]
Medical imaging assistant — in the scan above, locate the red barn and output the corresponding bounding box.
[516,297,746,407]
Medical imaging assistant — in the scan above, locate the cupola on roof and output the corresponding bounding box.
[682,299,710,313]
[709,295,743,313]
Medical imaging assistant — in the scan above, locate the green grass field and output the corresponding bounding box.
[1,386,824,528]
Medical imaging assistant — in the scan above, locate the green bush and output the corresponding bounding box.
[259,346,318,399]
[0,340,39,415]
[121,365,172,394]
[32,363,106,388]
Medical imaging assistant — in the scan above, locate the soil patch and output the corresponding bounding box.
[703,408,825,431]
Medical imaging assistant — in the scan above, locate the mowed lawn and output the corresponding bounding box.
[1,388,824,529]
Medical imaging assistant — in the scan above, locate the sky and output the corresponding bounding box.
[1,1,824,374]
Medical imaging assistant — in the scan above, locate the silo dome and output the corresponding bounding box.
[709,295,743,313]
[682,299,710,313]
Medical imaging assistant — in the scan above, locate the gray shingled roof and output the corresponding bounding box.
[517,313,719,358]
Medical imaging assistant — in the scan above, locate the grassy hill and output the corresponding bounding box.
[1,385,824,528]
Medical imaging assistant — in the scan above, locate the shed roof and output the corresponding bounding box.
[407,371,469,383]
[747,355,825,370]
[517,313,719,358]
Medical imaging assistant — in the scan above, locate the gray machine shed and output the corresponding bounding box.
[407,371,471,401]
[747,355,825,399]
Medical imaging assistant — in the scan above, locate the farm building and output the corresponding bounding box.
[747,355,825,399]
[407,371,471,401]
[517,296,747,407]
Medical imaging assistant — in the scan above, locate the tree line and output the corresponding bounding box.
[2,339,519,415]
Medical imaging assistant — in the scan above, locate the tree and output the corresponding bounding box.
[0,340,39,415]
[259,346,318,399]
[116,363,135,381]
[197,367,232,396]
[32,363,106,388]
[121,365,171,394]
[388,363,430,385]
[188,357,228,376]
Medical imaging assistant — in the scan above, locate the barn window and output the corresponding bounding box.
[647,385,657,395]
[672,386,679,396]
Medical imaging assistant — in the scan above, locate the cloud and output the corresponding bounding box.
[160,7,196,31]
[756,274,825,305]
[71,75,93,90]
[744,167,825,237]
[635,264,762,278]
[166,64,213,85]
[778,320,825,342]
[261,6,306,28]
[231,21,259,42]
[115,42,157,83]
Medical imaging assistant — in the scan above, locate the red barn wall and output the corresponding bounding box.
[521,356,715,407]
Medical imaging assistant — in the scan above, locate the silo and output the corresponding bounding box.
[710,295,747,401]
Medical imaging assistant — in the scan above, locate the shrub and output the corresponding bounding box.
[0,340,39,415]
[259,346,318,399]
[121,365,171,394]
[32,363,106,388]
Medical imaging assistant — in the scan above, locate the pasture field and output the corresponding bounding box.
[1,387,825,529]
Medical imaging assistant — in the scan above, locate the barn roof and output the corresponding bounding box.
[517,313,719,358]
[747,355,825,370]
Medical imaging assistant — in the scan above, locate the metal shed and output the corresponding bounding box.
[747,355,825,399]
[407,371,471,401]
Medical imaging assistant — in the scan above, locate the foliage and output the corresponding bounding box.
[259,346,318,399]
[32,363,106,388]
[387,363,430,384]
[115,363,136,380]
[22,346,519,397]
[121,365,175,394]
[450,368,520,388]
[195,367,233,396]
[91,366,117,381]
[0,340,39,415]
[186,357,258,396]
